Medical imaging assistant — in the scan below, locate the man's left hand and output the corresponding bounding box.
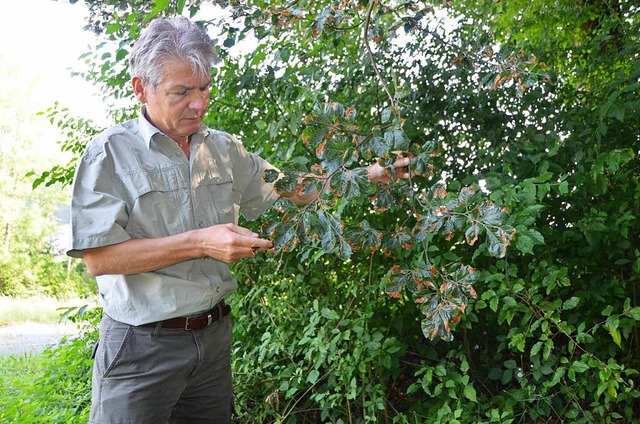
[366,154,412,184]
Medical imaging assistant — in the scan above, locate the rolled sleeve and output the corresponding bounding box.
[66,143,131,258]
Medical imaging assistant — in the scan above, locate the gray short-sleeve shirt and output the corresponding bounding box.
[68,111,280,325]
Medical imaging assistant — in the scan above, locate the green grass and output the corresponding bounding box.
[0,298,97,423]
[0,296,85,325]
[0,340,93,423]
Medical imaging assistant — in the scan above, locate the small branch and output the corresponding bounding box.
[363,0,396,109]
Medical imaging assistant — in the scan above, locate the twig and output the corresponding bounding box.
[363,0,396,109]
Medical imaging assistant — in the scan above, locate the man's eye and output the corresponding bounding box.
[174,91,187,96]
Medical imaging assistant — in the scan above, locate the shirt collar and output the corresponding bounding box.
[137,106,210,149]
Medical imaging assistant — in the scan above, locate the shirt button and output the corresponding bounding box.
[216,286,220,293]
[198,221,204,228]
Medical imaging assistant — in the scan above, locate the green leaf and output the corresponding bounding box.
[558,180,569,194]
[307,369,320,384]
[563,297,580,310]
[570,360,589,373]
[150,0,170,15]
[106,23,121,34]
[463,384,477,402]
[176,0,186,14]
[321,308,340,321]
[605,315,621,347]
[530,341,542,357]
[625,307,640,321]
[514,232,535,254]
[607,327,622,348]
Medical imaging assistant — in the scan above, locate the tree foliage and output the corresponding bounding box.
[0,57,93,298]
[30,0,640,422]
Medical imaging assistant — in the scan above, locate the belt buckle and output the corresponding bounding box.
[183,313,214,330]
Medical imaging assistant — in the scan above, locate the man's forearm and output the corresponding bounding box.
[83,232,202,276]
[82,223,273,277]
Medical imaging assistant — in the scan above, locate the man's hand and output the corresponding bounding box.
[366,154,412,184]
[197,223,273,263]
[276,154,412,206]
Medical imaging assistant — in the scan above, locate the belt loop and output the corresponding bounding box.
[152,320,163,337]
[216,300,223,325]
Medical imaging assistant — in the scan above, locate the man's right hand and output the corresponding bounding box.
[197,223,273,263]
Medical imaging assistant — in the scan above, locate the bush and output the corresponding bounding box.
[34,0,640,422]
[0,303,99,424]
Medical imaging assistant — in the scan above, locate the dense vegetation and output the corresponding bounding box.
[3,0,638,423]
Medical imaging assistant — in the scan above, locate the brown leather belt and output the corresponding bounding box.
[143,300,231,330]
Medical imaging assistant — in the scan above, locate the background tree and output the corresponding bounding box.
[33,0,639,422]
[0,55,93,298]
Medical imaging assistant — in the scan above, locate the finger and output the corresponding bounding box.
[395,157,411,168]
[247,242,270,257]
[225,223,259,237]
[243,235,273,249]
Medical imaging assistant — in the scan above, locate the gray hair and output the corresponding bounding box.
[129,17,217,91]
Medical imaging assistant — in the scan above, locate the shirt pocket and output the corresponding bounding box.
[119,166,190,237]
[205,177,240,225]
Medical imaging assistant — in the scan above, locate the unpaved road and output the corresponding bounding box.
[0,322,80,356]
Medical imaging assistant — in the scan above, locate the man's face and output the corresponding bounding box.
[133,58,211,142]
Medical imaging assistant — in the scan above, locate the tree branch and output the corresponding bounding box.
[363,0,396,110]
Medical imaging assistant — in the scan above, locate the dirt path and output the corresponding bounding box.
[0,322,80,357]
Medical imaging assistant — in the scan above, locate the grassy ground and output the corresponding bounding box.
[0,296,94,423]
[0,296,85,325]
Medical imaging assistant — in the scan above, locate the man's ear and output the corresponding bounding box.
[132,77,147,103]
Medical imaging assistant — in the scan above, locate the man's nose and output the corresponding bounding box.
[189,92,209,111]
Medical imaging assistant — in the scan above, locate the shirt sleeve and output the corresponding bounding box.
[226,135,281,221]
[66,142,131,258]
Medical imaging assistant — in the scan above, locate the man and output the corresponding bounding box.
[68,16,409,423]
